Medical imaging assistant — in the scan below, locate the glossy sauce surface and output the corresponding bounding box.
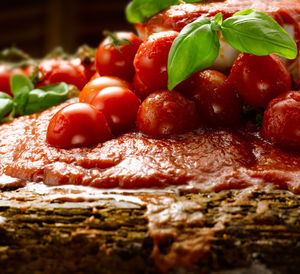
[1,99,300,193]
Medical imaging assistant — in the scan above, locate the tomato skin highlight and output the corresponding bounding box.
[46,103,111,148]
[79,76,131,103]
[178,70,242,127]
[36,59,87,90]
[95,32,142,81]
[136,89,200,137]
[134,31,179,91]
[262,90,300,149]
[90,86,141,134]
[228,53,291,108]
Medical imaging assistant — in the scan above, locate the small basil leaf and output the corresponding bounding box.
[0,92,12,99]
[10,74,34,97]
[14,88,30,116]
[126,0,179,23]
[221,11,298,59]
[22,82,70,115]
[0,93,13,121]
[233,9,254,16]
[214,13,223,26]
[168,18,220,90]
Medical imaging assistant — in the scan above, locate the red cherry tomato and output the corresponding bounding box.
[136,89,200,136]
[228,53,291,108]
[47,103,111,148]
[134,31,178,91]
[95,32,142,81]
[70,57,96,82]
[133,73,153,100]
[36,59,87,90]
[178,70,242,127]
[0,64,28,96]
[79,76,131,103]
[262,90,300,149]
[90,86,141,134]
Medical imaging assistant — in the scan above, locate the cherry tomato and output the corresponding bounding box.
[178,70,242,127]
[133,73,153,100]
[136,89,200,136]
[95,32,142,81]
[36,59,87,90]
[90,86,141,134]
[134,31,178,91]
[74,45,97,81]
[261,90,300,149]
[79,76,131,103]
[228,53,291,108]
[69,57,96,82]
[47,103,111,148]
[0,64,28,96]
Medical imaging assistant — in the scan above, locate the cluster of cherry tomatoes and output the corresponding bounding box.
[45,30,299,149]
[0,45,97,97]
[1,30,297,149]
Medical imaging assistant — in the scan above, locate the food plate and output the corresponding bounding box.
[1,0,300,273]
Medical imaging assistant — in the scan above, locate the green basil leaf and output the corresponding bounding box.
[10,74,34,97]
[126,0,179,23]
[22,82,70,115]
[221,10,298,59]
[168,18,220,90]
[14,89,30,116]
[214,13,223,26]
[0,92,13,121]
[212,13,223,31]
[233,9,254,17]
[0,92,12,99]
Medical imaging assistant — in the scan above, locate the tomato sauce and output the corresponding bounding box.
[1,99,300,194]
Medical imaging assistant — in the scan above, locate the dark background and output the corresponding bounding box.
[0,0,133,57]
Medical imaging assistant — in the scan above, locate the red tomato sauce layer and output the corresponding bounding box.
[1,100,300,193]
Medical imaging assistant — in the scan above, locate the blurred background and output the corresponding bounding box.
[0,0,133,57]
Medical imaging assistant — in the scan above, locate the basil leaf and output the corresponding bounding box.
[126,0,179,23]
[214,13,223,26]
[10,74,34,97]
[0,92,12,99]
[212,13,223,31]
[168,18,220,90]
[233,9,254,17]
[0,92,13,121]
[22,82,70,115]
[14,89,30,116]
[221,10,298,59]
